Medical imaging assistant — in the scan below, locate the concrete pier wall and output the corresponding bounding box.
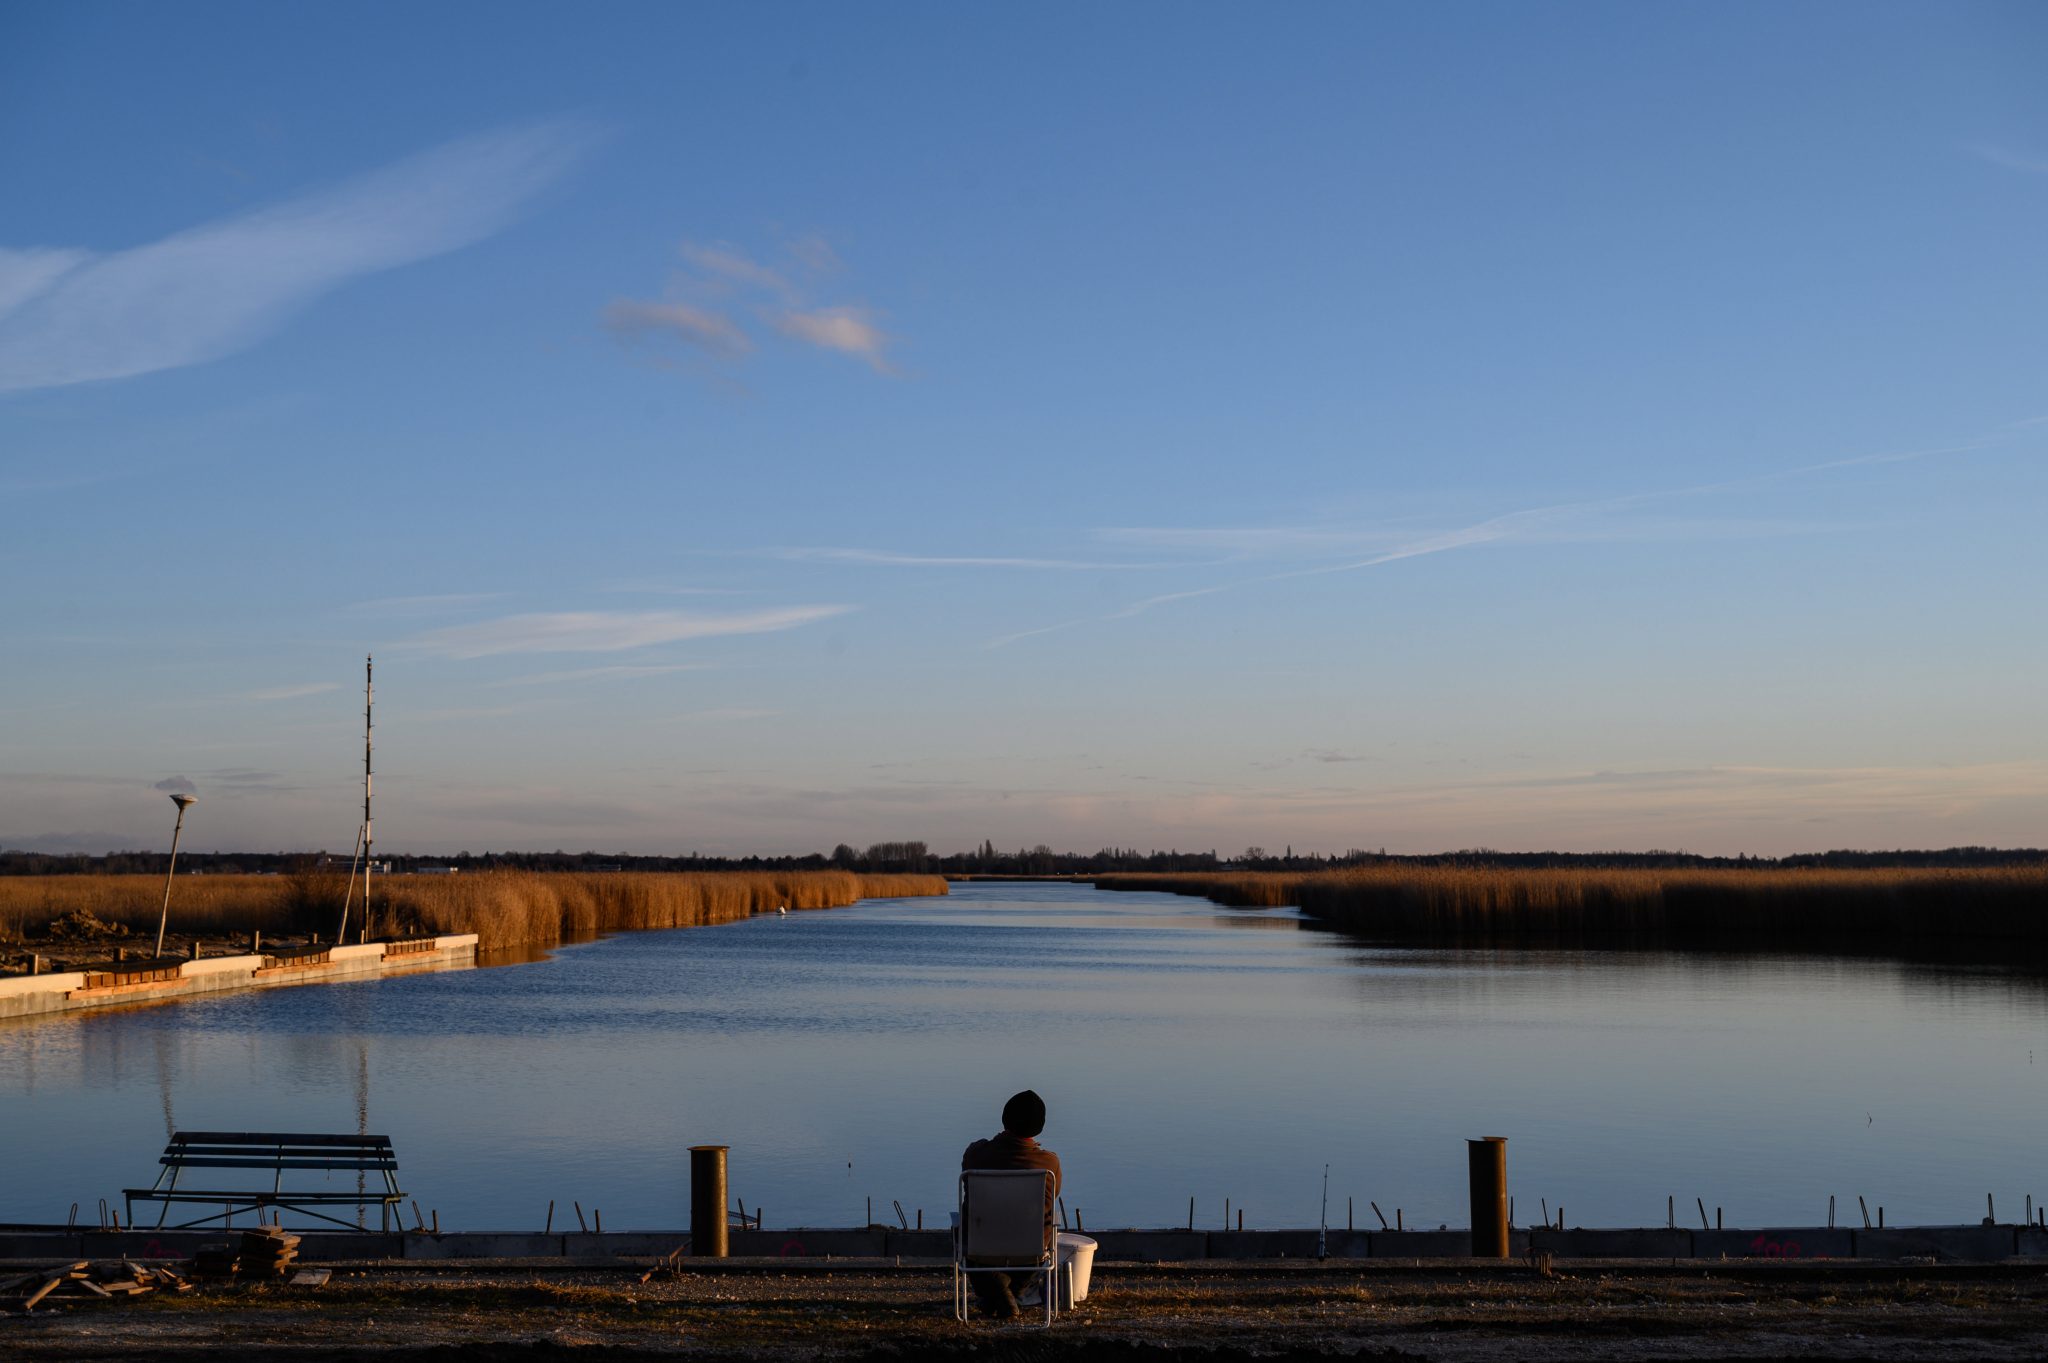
[0,935,478,1021]
[3,1222,2041,1264]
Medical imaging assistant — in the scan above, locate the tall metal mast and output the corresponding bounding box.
[363,654,374,943]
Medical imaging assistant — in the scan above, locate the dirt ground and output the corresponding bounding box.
[6,1257,2048,1362]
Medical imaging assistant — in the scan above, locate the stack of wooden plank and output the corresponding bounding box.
[237,1225,302,1277]
[0,1260,191,1312]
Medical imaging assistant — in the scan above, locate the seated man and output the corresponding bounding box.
[960,1088,1062,1320]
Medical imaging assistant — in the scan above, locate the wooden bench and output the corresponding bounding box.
[125,1131,406,1231]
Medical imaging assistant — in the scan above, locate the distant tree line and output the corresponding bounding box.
[1,842,2042,877]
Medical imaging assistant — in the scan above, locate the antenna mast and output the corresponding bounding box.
[363,654,374,943]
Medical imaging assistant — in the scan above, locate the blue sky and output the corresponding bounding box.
[3,1,2044,856]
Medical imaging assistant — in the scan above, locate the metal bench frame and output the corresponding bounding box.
[124,1130,405,1231]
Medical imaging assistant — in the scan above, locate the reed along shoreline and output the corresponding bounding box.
[1094,864,2048,954]
[0,869,948,965]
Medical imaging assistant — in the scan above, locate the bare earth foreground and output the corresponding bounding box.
[7,1257,2046,1363]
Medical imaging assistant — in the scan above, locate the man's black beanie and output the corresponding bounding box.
[1002,1089,1046,1138]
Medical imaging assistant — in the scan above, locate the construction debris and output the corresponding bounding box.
[237,1225,303,1278]
[187,1225,307,1282]
[0,1260,191,1312]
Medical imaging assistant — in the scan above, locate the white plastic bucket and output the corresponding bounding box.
[1057,1232,1096,1303]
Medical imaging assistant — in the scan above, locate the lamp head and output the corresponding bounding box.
[169,794,198,811]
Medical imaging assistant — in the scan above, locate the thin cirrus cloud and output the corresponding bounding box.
[408,605,853,659]
[768,547,1165,570]
[245,682,342,702]
[986,420,2033,648]
[0,118,598,393]
[487,663,713,688]
[1969,144,2048,176]
[601,299,751,358]
[677,242,798,301]
[345,591,507,616]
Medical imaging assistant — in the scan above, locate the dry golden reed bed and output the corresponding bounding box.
[0,869,946,952]
[1096,865,2048,945]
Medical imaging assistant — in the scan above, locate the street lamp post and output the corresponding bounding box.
[154,793,197,961]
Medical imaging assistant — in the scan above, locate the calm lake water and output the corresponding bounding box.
[4,881,2045,1232]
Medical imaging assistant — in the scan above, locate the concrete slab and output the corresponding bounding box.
[1367,1230,1473,1258]
[1531,1228,1691,1259]
[0,972,86,996]
[403,1233,564,1259]
[1695,1228,1852,1260]
[0,1232,85,1258]
[1320,1230,1375,1258]
[1092,1230,1210,1262]
[561,1232,690,1257]
[181,955,264,978]
[1207,1230,1323,1259]
[60,1228,400,1261]
[884,1229,951,1258]
[299,1233,406,1260]
[732,1229,888,1258]
[1856,1227,2016,1262]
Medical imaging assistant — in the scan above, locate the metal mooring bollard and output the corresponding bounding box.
[1468,1137,1509,1258]
[691,1145,729,1258]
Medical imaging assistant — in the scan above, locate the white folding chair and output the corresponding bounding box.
[952,1169,1057,1326]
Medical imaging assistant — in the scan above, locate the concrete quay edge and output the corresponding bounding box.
[1,1222,2038,1264]
[0,936,479,1021]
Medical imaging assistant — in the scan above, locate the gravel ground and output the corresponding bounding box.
[6,1257,2048,1362]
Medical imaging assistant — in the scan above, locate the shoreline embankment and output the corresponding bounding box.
[1092,865,2048,955]
[1,869,948,960]
[0,871,948,1021]
[5,1221,2041,1264]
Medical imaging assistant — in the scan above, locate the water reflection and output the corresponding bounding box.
[2,882,2044,1234]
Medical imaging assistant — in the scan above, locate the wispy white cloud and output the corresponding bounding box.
[986,585,1232,648]
[774,306,893,372]
[488,663,712,688]
[602,298,750,358]
[1969,144,2048,176]
[785,234,840,273]
[678,242,797,301]
[346,592,506,615]
[0,248,90,318]
[769,547,1161,570]
[408,605,853,658]
[602,579,749,596]
[0,119,599,393]
[246,682,341,702]
[988,421,2034,648]
[1099,524,1392,556]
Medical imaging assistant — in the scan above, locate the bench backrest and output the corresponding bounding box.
[163,1131,399,1171]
